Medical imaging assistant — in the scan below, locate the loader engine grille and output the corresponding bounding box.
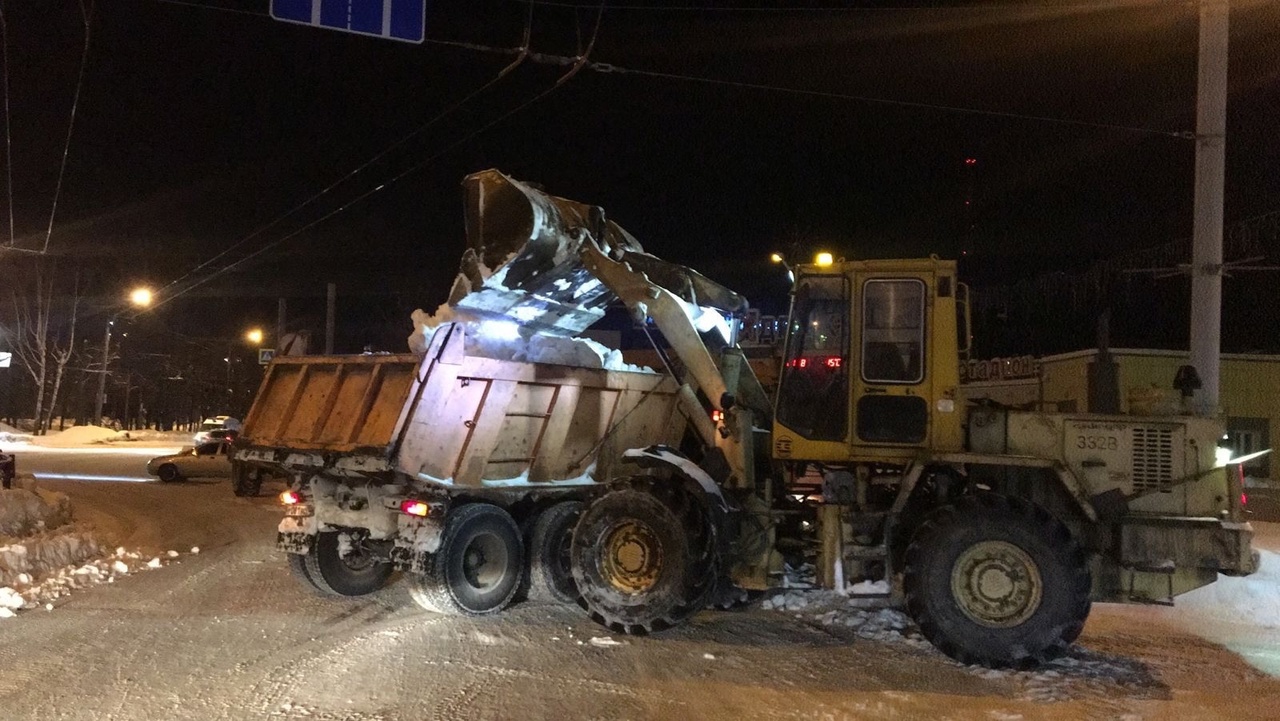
[1131,427,1175,492]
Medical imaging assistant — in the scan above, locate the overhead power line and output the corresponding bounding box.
[148,0,609,311]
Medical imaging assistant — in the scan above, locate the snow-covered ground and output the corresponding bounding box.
[0,424,191,451]
[0,475,191,617]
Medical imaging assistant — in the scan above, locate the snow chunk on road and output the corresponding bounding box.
[0,586,24,609]
[589,636,626,647]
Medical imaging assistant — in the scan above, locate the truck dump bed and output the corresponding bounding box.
[237,323,685,488]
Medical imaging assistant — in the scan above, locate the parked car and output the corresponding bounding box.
[147,441,233,482]
[194,416,241,445]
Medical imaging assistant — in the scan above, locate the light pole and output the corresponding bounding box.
[94,287,152,426]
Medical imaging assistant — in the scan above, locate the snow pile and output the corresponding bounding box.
[0,547,182,612]
[32,425,120,447]
[0,487,72,537]
[98,429,194,444]
[761,587,1156,701]
[1172,549,1280,627]
[761,590,935,650]
[0,480,185,617]
[0,421,32,444]
[0,533,102,586]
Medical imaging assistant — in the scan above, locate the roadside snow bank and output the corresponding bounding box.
[31,425,120,447]
[0,487,72,536]
[0,423,32,443]
[0,479,186,616]
[0,547,183,611]
[1174,548,1280,627]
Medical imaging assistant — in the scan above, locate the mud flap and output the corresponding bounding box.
[277,514,317,555]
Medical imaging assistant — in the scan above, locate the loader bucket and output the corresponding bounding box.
[454,169,645,336]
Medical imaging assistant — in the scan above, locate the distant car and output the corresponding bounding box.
[194,415,242,445]
[194,428,239,445]
[147,441,233,482]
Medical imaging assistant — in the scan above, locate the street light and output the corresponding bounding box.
[245,328,264,345]
[94,287,152,426]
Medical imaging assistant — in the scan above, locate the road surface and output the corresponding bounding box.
[1,451,1278,720]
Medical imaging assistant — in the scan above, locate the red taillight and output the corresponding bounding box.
[1242,492,1249,507]
[280,490,300,505]
[400,500,430,517]
[711,410,724,423]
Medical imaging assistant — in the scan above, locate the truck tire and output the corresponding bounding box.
[157,464,182,483]
[525,501,583,605]
[302,531,394,597]
[232,465,262,497]
[904,494,1091,668]
[408,503,524,616]
[571,487,715,635]
[287,551,328,596]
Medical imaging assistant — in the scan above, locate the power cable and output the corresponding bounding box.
[156,0,538,297]
[145,1,607,313]
[511,0,1194,11]
[0,1,13,246]
[39,0,96,255]
[587,62,1191,139]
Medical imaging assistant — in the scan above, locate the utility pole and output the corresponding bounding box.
[1190,0,1228,416]
[92,320,114,425]
[276,298,287,351]
[325,283,336,354]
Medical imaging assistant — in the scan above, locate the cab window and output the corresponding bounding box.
[776,275,849,441]
[861,279,925,384]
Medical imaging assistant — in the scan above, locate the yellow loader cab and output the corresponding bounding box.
[772,255,965,464]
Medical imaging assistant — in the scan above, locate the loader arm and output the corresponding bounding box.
[450,169,768,489]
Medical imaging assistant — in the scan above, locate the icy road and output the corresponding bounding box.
[2,464,1280,720]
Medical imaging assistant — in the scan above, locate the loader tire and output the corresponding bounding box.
[302,531,394,597]
[525,501,584,605]
[571,487,716,635]
[232,465,262,497]
[409,503,523,616]
[904,494,1091,669]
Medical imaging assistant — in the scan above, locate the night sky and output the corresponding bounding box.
[3,0,1279,358]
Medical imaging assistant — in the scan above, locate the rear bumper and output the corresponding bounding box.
[1120,517,1257,576]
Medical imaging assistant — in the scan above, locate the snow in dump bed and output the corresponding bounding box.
[0,477,185,617]
[407,309,653,373]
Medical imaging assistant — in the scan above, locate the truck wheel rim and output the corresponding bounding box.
[462,532,508,591]
[949,540,1043,628]
[602,521,662,594]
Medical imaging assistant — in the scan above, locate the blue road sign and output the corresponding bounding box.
[258,348,277,366]
[271,0,427,44]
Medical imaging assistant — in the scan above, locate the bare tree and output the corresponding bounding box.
[41,272,81,434]
[6,267,53,432]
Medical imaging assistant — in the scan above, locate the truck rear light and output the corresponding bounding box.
[280,490,301,505]
[711,410,724,423]
[400,500,430,517]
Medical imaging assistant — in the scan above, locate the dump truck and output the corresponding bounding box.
[235,169,1258,668]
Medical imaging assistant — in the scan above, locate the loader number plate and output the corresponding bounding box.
[1075,435,1119,451]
